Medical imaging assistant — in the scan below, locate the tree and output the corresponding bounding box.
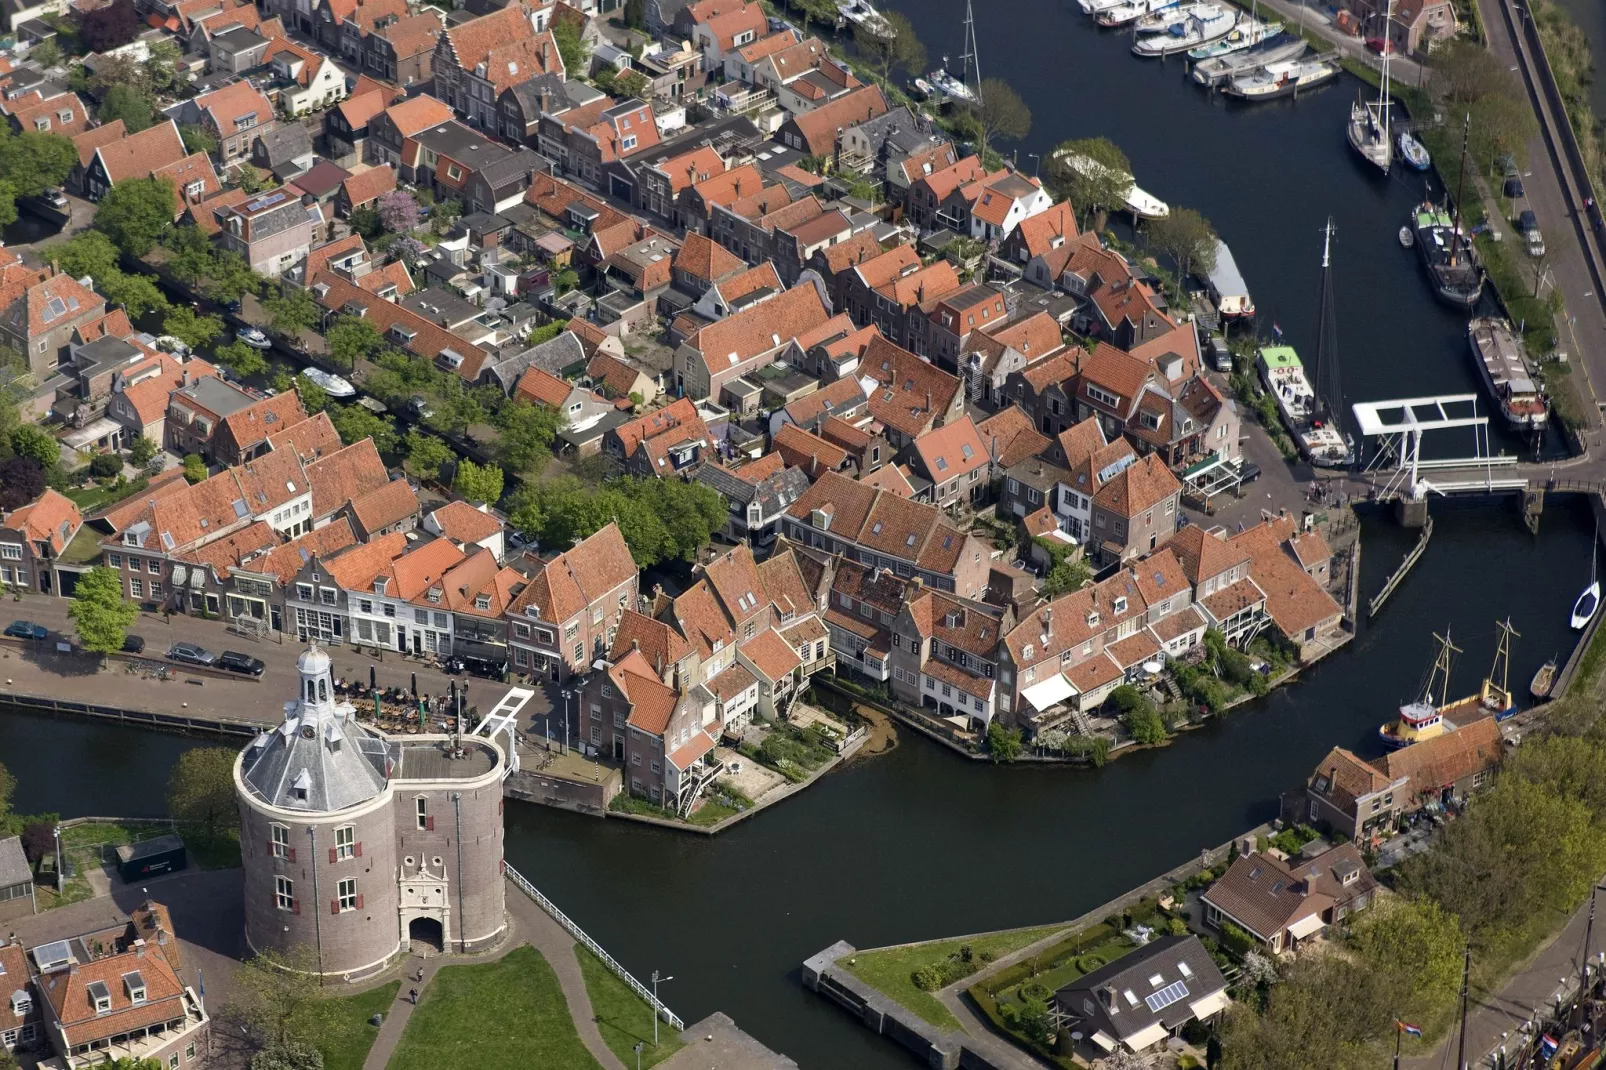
[89,452,121,478]
[856,11,925,82]
[87,53,153,99]
[347,204,382,240]
[495,399,565,471]
[145,39,183,93]
[293,374,328,414]
[0,182,16,231]
[1147,205,1218,281]
[623,0,646,28]
[180,123,218,156]
[0,457,45,510]
[235,164,270,194]
[251,1042,324,1070]
[211,339,267,380]
[614,68,652,101]
[0,760,13,827]
[454,458,503,505]
[28,40,61,67]
[376,189,420,233]
[508,475,723,568]
[166,747,240,841]
[1042,557,1092,597]
[426,198,461,236]
[205,250,263,304]
[327,403,397,453]
[162,305,224,350]
[552,16,589,77]
[1047,136,1131,226]
[262,287,320,338]
[48,230,173,317]
[226,945,333,1049]
[986,722,1022,762]
[973,78,1030,157]
[128,434,157,467]
[10,424,58,468]
[76,0,144,52]
[325,315,385,372]
[1122,705,1167,745]
[94,176,176,256]
[97,84,154,133]
[404,429,452,480]
[19,821,54,863]
[68,565,138,653]
[0,131,78,196]
[182,453,207,483]
[1347,897,1463,1025]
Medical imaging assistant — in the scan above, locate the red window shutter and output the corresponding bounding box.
[267,839,274,855]
[425,815,435,831]
[356,894,364,910]
[287,847,296,863]
[329,847,338,864]
[292,898,301,915]
[331,898,340,915]
[354,841,363,858]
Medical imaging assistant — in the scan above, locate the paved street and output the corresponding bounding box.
[0,598,555,736]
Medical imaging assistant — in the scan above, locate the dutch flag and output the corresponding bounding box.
[1542,1034,1560,1055]
[1271,322,1284,340]
[1398,1022,1422,1037]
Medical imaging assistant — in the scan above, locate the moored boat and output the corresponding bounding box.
[301,367,357,398]
[1467,316,1548,431]
[1398,226,1413,247]
[1531,656,1557,700]
[1412,201,1484,308]
[1223,57,1338,100]
[1191,36,1305,88]
[1131,0,1208,31]
[925,66,978,104]
[1379,622,1518,749]
[1347,97,1392,173]
[837,0,894,36]
[1397,130,1431,170]
[1096,0,1182,26]
[1079,0,1129,14]
[1205,238,1253,319]
[1133,5,1235,56]
[1187,17,1282,60]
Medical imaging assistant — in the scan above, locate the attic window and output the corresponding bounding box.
[870,521,883,535]
[123,971,147,1004]
[427,588,441,603]
[727,352,739,365]
[1177,961,1193,978]
[1113,596,1127,614]
[88,980,111,1014]
[935,457,948,471]
[905,533,916,547]
[474,594,491,610]
[960,444,974,459]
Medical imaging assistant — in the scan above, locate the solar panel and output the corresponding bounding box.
[1144,980,1189,1013]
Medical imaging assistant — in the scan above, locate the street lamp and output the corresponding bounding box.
[1027,153,1040,178]
[651,970,673,1047]
[52,826,62,893]
[561,689,573,755]
[634,1041,644,1070]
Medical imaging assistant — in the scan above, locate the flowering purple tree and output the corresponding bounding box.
[392,236,429,263]
[376,189,421,233]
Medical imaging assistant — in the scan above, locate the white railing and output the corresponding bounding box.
[503,861,685,1031]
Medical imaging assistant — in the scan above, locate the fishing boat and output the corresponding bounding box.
[301,367,357,398]
[1397,130,1431,170]
[1398,226,1413,247]
[1096,0,1181,27]
[836,0,893,36]
[1531,655,1557,700]
[1223,57,1339,100]
[1133,6,1236,57]
[1345,0,1393,172]
[1467,316,1548,430]
[1378,622,1519,749]
[1187,16,1282,60]
[1131,1,1209,32]
[1191,35,1305,87]
[1412,201,1484,308]
[1572,528,1598,630]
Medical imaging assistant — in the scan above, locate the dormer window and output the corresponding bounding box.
[475,594,491,610]
[1112,596,1127,614]
[9,992,30,1015]
[123,971,147,1005]
[427,588,441,603]
[374,578,388,595]
[87,980,111,1014]
[1086,611,1100,627]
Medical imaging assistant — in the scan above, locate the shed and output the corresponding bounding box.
[114,834,188,883]
[0,835,34,920]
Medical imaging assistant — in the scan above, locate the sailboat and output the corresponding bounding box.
[925,0,981,104]
[1304,217,1353,468]
[1378,621,1518,748]
[1571,525,1599,630]
[1345,0,1393,172]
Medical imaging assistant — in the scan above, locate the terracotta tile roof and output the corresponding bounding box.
[74,307,135,344]
[669,579,736,660]
[218,391,306,456]
[647,144,725,195]
[1310,746,1400,814]
[784,84,887,156]
[1064,651,1123,694]
[740,627,802,681]
[1168,525,1250,586]
[39,936,192,1047]
[437,548,523,618]
[430,499,502,545]
[713,260,781,304]
[858,463,913,496]
[375,11,443,57]
[817,229,882,275]
[1012,200,1079,259]
[1022,505,1058,538]
[1004,569,1149,671]
[71,119,126,166]
[612,397,700,462]
[251,517,358,583]
[118,358,218,428]
[341,164,396,209]
[324,530,409,592]
[304,437,389,520]
[785,469,877,540]
[566,318,611,355]
[912,415,988,485]
[587,352,647,398]
[9,270,104,339]
[154,152,222,204]
[908,590,1001,656]
[612,651,679,734]
[196,80,273,139]
[875,258,960,309]
[610,608,692,672]
[507,522,636,624]
[382,94,455,138]
[702,542,768,628]
[850,243,920,290]
[782,375,863,428]
[725,182,791,221]
[378,537,464,601]
[310,269,486,379]
[735,28,800,63]
[1199,576,1266,622]
[1131,548,1189,606]
[685,283,829,368]
[984,312,1063,362]
[1228,517,1343,639]
[6,91,87,135]
[1092,452,1179,519]
[773,421,848,476]
[188,187,250,235]
[919,654,992,697]
[4,488,81,553]
[1290,530,1332,570]
[707,661,758,701]
[95,121,188,185]
[977,407,1050,468]
[898,142,958,185]
[684,162,763,211]
[336,89,390,131]
[702,0,766,51]
[1202,853,1331,943]
[95,468,190,531]
[913,155,988,203]
[356,258,413,297]
[730,452,785,483]
[349,478,419,534]
[756,548,814,620]
[514,366,575,409]
[861,335,961,439]
[775,162,825,188]
[482,31,563,96]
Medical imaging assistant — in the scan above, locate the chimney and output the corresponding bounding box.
[924,390,931,413]
[1042,607,1052,634]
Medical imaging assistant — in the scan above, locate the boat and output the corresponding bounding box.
[1130,1,1208,32]
[911,78,934,98]
[1346,1,1393,173]
[1412,201,1484,308]
[928,0,983,104]
[1572,528,1598,630]
[1133,5,1236,57]
[1205,239,1254,319]
[1051,151,1170,218]
[1397,130,1431,170]
[1398,226,1413,247]
[1378,622,1519,749]
[301,367,357,398]
[1095,0,1180,26]
[153,334,191,357]
[837,0,894,37]
[1467,317,1548,430]
[1191,36,1305,88]
[925,67,978,103]
[1187,17,1282,60]
[236,325,272,349]
[1223,57,1339,100]
[1530,655,1557,700]
[1079,0,1131,14]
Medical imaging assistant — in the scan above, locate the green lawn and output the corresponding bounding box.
[317,981,398,1070]
[844,925,1065,1031]
[389,945,601,1070]
[573,944,685,1069]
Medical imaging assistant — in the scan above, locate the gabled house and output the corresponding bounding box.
[859,334,963,447]
[905,416,990,508]
[214,187,323,278]
[1053,936,1227,1056]
[673,281,830,400]
[604,396,711,477]
[1202,843,1377,954]
[189,80,276,164]
[695,454,811,547]
[774,84,887,158]
[504,522,638,681]
[432,5,555,127]
[264,36,349,116]
[0,488,83,596]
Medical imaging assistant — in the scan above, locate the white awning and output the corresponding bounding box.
[169,565,188,586]
[1089,1031,1117,1052]
[1188,989,1230,1020]
[189,568,206,589]
[1287,912,1326,940]
[1124,1022,1170,1052]
[1019,672,1076,712]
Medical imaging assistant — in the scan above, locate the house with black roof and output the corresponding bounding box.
[1053,934,1228,1057]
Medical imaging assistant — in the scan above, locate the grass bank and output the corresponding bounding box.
[843,925,1066,1031]
[574,944,685,1068]
[317,982,398,1070]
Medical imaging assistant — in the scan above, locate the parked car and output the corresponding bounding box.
[121,635,146,654]
[217,651,266,677]
[1365,35,1394,54]
[42,188,68,209]
[166,642,217,667]
[1518,208,1539,233]
[1503,176,1525,198]
[1518,210,1546,257]
[407,395,435,420]
[1238,462,1262,485]
[3,620,46,640]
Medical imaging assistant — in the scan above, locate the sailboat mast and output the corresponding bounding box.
[1379,0,1392,143]
[960,0,982,104]
[1448,113,1471,265]
[1312,218,1343,428]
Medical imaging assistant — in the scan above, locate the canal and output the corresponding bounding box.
[2,498,1594,1067]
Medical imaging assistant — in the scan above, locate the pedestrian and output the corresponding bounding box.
[408,988,418,1005]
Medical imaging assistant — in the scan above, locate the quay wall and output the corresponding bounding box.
[505,768,618,817]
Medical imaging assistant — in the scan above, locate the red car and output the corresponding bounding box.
[1366,36,1395,54]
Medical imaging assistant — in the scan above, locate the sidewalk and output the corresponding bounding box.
[0,597,553,731]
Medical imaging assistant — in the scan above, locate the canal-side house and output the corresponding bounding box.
[503,521,638,682]
[0,938,41,1054]
[888,584,1007,727]
[214,188,323,279]
[1167,524,1266,648]
[904,155,987,233]
[433,546,525,670]
[774,84,887,159]
[1229,515,1343,657]
[757,545,833,680]
[4,267,107,385]
[0,488,83,596]
[673,281,831,400]
[181,515,359,636]
[295,529,404,644]
[781,470,992,600]
[1347,0,1456,54]
[598,648,724,809]
[340,535,465,655]
[810,549,900,684]
[1201,843,1378,954]
[432,5,557,127]
[1087,453,1182,568]
[998,200,1079,273]
[1371,715,1502,818]
[602,396,711,477]
[1291,746,1410,842]
[422,500,504,563]
[1052,935,1227,1057]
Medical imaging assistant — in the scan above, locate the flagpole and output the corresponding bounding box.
[1394,1021,1401,1070]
